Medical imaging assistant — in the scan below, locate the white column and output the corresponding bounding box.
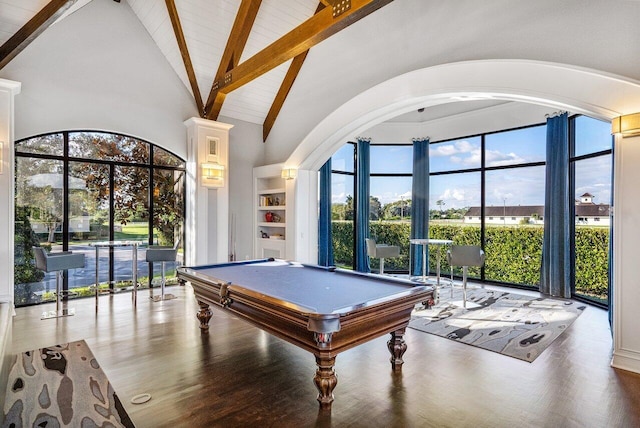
[292,169,318,264]
[612,132,640,374]
[0,79,21,306]
[184,118,233,266]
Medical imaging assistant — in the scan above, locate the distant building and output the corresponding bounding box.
[463,193,610,226]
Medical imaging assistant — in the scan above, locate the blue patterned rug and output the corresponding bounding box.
[409,288,586,362]
[2,340,134,427]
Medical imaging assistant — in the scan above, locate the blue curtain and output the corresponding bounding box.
[411,138,430,276]
[540,113,571,297]
[318,159,334,267]
[355,138,371,272]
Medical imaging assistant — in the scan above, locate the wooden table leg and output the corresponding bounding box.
[196,301,212,330]
[387,328,407,370]
[314,354,337,410]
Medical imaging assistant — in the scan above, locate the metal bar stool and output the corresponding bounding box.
[146,241,179,302]
[33,246,85,319]
[446,245,485,308]
[366,238,400,274]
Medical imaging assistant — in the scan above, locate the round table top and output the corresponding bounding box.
[409,238,453,245]
[90,240,142,247]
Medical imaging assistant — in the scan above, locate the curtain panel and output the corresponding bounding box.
[318,159,334,267]
[355,138,371,272]
[411,138,430,277]
[540,113,571,297]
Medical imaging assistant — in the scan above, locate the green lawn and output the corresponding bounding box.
[114,223,153,240]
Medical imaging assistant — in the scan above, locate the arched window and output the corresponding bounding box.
[14,131,185,307]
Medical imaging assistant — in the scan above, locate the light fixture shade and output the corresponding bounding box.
[281,168,297,180]
[201,162,224,187]
[612,113,640,137]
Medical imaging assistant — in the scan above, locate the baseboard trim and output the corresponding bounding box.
[611,349,640,374]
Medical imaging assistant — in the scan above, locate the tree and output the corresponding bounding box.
[369,196,382,220]
[436,199,446,218]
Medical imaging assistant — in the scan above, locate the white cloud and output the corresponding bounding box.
[485,149,526,166]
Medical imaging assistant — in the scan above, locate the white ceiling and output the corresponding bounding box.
[0,0,501,127]
[126,0,318,124]
[0,0,320,125]
[3,0,640,144]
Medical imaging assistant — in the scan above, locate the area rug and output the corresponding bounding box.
[2,340,135,427]
[409,288,586,362]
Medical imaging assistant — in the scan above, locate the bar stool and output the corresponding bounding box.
[366,238,400,274]
[33,246,85,319]
[146,241,179,302]
[446,245,485,308]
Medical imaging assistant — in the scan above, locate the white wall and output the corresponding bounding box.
[264,0,640,165]
[612,133,640,373]
[0,0,197,157]
[0,79,20,304]
[220,116,265,261]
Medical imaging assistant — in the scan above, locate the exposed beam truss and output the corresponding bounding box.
[0,0,77,70]
[165,0,204,115]
[206,0,393,122]
[204,0,262,119]
[262,2,326,142]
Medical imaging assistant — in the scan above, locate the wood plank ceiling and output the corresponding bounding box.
[0,0,393,141]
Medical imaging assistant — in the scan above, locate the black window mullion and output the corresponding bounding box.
[480,134,486,281]
[352,142,358,271]
[109,164,115,289]
[149,145,155,246]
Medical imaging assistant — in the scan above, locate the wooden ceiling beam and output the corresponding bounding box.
[204,0,262,120]
[208,0,393,118]
[0,0,77,70]
[262,3,325,142]
[262,51,309,142]
[165,0,204,115]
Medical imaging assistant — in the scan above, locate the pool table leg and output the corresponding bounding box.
[196,301,213,330]
[314,355,337,410]
[387,328,407,370]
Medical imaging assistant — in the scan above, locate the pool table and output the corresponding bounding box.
[177,259,434,410]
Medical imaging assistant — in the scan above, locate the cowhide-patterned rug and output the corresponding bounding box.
[409,287,585,362]
[2,340,134,427]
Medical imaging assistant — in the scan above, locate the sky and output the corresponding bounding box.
[332,116,612,209]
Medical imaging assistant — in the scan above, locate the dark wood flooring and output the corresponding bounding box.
[7,284,640,427]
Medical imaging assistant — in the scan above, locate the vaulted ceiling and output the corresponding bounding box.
[0,0,393,141]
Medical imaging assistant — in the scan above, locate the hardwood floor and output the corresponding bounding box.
[6,284,640,427]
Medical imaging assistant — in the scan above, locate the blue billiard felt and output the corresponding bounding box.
[190,260,424,314]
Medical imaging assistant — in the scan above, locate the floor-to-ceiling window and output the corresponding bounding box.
[369,144,412,272]
[14,131,185,307]
[570,116,612,306]
[483,125,546,287]
[325,114,612,307]
[331,143,355,268]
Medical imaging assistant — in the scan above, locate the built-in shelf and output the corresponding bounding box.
[257,206,286,210]
[254,167,291,259]
[257,222,286,228]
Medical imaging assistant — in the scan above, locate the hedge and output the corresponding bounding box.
[332,221,609,301]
